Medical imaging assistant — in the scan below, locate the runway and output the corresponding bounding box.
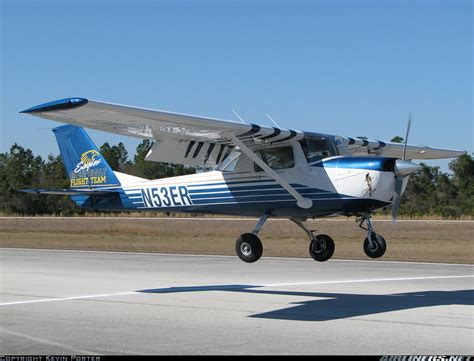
[1,249,472,355]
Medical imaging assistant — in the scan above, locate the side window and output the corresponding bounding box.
[221,153,240,172]
[300,137,337,164]
[254,146,295,172]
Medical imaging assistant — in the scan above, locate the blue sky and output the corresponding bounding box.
[1,0,472,172]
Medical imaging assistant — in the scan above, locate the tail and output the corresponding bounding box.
[53,125,120,188]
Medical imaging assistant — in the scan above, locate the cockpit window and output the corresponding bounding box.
[254,146,295,172]
[300,136,337,164]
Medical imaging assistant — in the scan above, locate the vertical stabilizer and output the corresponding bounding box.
[53,125,120,188]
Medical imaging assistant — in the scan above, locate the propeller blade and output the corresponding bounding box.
[391,176,405,223]
[393,115,416,222]
[402,115,411,161]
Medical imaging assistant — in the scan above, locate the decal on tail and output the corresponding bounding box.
[53,125,120,188]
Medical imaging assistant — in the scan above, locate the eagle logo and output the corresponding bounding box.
[74,150,102,173]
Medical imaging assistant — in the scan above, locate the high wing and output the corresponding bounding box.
[21,97,304,167]
[21,97,465,167]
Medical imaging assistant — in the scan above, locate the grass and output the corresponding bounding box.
[0,217,472,264]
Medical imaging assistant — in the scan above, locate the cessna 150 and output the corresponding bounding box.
[21,98,465,263]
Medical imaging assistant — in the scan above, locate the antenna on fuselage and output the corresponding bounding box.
[232,109,246,124]
[266,114,281,128]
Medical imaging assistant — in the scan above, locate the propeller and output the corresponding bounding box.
[391,115,421,222]
[402,114,411,161]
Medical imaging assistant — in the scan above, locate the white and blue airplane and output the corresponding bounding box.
[21,97,465,263]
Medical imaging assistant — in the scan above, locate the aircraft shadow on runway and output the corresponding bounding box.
[137,285,473,322]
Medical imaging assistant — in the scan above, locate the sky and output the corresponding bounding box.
[1,0,472,172]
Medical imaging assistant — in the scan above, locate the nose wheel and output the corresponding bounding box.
[363,233,386,258]
[358,215,387,259]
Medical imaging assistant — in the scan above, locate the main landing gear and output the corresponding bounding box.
[234,214,387,263]
[290,218,335,262]
[357,215,387,258]
[235,214,269,263]
[234,214,336,263]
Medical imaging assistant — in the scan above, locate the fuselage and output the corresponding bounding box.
[76,156,397,218]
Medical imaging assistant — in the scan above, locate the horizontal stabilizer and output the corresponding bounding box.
[20,188,120,196]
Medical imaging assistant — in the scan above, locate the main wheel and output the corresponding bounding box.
[309,234,335,262]
[363,233,387,258]
[235,233,263,263]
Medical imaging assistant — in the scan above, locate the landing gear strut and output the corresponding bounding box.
[358,215,387,258]
[290,218,335,262]
[235,214,269,263]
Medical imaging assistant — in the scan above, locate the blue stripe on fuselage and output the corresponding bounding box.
[118,179,341,210]
[187,184,331,194]
[187,179,275,188]
[189,189,334,200]
[82,185,388,217]
[190,193,347,204]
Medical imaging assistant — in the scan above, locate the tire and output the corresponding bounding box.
[235,233,263,263]
[309,234,335,262]
[363,233,387,258]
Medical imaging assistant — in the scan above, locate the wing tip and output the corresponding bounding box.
[20,97,88,114]
[19,189,42,194]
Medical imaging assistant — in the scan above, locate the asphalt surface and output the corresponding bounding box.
[0,248,472,355]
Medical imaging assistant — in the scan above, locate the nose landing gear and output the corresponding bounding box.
[358,215,387,258]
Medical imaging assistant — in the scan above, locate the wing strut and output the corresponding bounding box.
[230,134,313,209]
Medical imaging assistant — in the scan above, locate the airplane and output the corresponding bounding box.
[20,97,465,263]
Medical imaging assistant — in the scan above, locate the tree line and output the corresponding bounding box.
[0,139,472,217]
[0,140,195,215]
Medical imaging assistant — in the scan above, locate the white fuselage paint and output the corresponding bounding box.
[115,164,395,214]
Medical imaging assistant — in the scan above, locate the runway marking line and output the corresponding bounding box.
[1,248,473,267]
[0,327,95,354]
[1,275,472,307]
[1,216,473,223]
